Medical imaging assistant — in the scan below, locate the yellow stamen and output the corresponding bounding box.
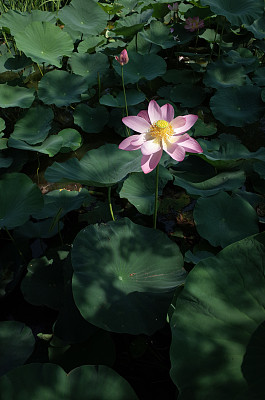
[149,119,174,139]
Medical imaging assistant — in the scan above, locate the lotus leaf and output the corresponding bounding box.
[71,218,185,334]
[194,191,259,247]
[170,232,265,399]
[0,172,43,229]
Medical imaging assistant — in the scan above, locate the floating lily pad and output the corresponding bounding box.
[198,133,265,169]
[0,173,43,230]
[10,106,53,145]
[119,167,172,215]
[38,70,87,107]
[69,52,109,87]
[8,135,63,157]
[32,188,92,219]
[201,0,264,26]
[0,84,35,108]
[58,0,108,37]
[170,232,265,399]
[245,15,265,39]
[0,9,56,36]
[139,20,176,49]
[14,21,73,68]
[74,104,109,133]
[204,59,247,89]
[0,363,139,400]
[252,66,265,86]
[57,129,82,153]
[77,36,107,53]
[113,52,167,84]
[210,85,264,127]
[173,170,246,197]
[71,218,185,334]
[0,321,35,377]
[226,48,259,73]
[100,89,145,108]
[45,144,142,187]
[192,119,217,137]
[194,191,259,248]
[114,9,153,36]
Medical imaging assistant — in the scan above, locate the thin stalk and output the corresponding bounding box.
[5,227,26,262]
[37,63,43,77]
[153,164,159,229]
[108,186,115,222]
[121,65,130,137]
[2,31,12,54]
[97,71,101,102]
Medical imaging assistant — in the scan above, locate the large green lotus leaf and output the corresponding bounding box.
[170,232,265,400]
[69,52,109,87]
[45,144,142,187]
[194,191,259,248]
[210,85,264,127]
[57,128,82,153]
[139,20,176,49]
[158,84,205,108]
[15,218,63,239]
[38,70,87,107]
[0,10,55,35]
[253,160,265,179]
[0,84,35,108]
[226,48,259,73]
[198,134,265,169]
[241,321,265,399]
[127,31,161,55]
[14,22,73,68]
[204,59,247,89]
[201,0,264,26]
[2,54,33,73]
[58,0,108,37]
[252,66,265,86]
[192,119,217,137]
[71,218,185,334]
[8,135,63,157]
[245,14,265,39]
[0,153,12,168]
[173,170,246,197]
[0,172,43,229]
[77,36,107,53]
[114,9,153,36]
[170,155,216,183]
[119,167,172,215]
[32,188,92,219]
[0,363,139,400]
[10,105,53,145]
[73,104,109,133]
[100,89,145,108]
[113,52,167,84]
[0,321,35,377]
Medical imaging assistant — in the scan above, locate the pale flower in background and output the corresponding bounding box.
[115,49,129,66]
[168,2,179,11]
[184,16,204,32]
[119,100,202,174]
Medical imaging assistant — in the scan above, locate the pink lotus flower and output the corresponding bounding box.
[184,17,204,32]
[115,49,129,66]
[119,100,202,174]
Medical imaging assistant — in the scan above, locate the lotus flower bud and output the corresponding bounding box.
[115,49,129,66]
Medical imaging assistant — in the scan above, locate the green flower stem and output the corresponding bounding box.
[121,65,130,137]
[108,186,115,222]
[153,164,160,229]
[5,227,26,262]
